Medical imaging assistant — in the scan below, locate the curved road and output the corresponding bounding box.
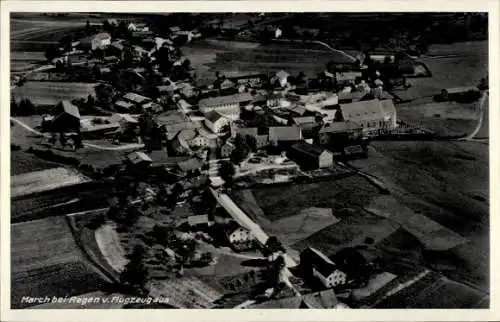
[461,90,488,141]
[11,117,144,151]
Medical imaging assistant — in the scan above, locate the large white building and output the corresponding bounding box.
[198,92,253,114]
[204,111,230,134]
[338,99,397,132]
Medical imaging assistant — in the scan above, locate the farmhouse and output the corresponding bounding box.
[440,86,480,102]
[228,73,267,87]
[126,151,153,169]
[156,111,199,140]
[288,142,333,170]
[79,32,111,51]
[204,111,230,133]
[300,247,348,289]
[339,99,397,133]
[268,125,303,146]
[224,222,256,252]
[49,100,81,133]
[231,125,270,148]
[319,121,364,146]
[221,141,236,157]
[114,100,135,112]
[271,70,291,88]
[120,92,153,113]
[198,92,253,114]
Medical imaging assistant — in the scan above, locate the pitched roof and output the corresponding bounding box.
[340,99,386,123]
[178,129,197,142]
[115,100,134,110]
[198,92,253,108]
[169,26,181,32]
[302,246,337,277]
[178,158,203,172]
[59,100,81,119]
[292,116,316,125]
[319,121,362,134]
[443,86,480,94]
[188,215,210,226]
[269,126,302,141]
[204,110,225,123]
[127,151,153,164]
[301,289,339,308]
[380,99,396,118]
[123,92,150,104]
[275,70,290,79]
[291,142,330,158]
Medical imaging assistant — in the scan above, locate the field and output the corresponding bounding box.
[248,175,379,221]
[11,81,97,106]
[350,140,489,291]
[183,39,354,83]
[11,150,58,175]
[11,216,106,308]
[395,41,488,101]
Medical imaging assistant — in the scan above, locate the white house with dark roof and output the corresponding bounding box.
[204,111,230,133]
[338,99,396,132]
[300,247,348,289]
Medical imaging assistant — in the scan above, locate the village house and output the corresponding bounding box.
[288,142,334,170]
[177,158,204,176]
[439,86,481,102]
[338,99,397,133]
[79,32,111,52]
[156,111,199,141]
[268,125,303,147]
[337,91,366,104]
[114,100,135,113]
[187,214,213,228]
[79,117,121,140]
[204,111,230,134]
[128,22,149,32]
[119,92,153,113]
[267,92,292,109]
[220,140,236,158]
[109,113,139,134]
[270,70,291,88]
[173,129,197,154]
[231,124,270,148]
[45,100,81,133]
[125,151,153,174]
[224,222,257,252]
[300,247,348,289]
[336,71,363,86]
[318,121,364,147]
[228,73,267,88]
[289,116,319,137]
[198,92,254,114]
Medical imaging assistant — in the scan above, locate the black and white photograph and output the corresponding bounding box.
[2,0,498,319]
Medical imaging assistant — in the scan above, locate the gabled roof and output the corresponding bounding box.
[58,100,81,119]
[443,86,479,94]
[340,99,386,123]
[198,92,254,108]
[204,110,226,123]
[319,121,362,134]
[291,142,330,158]
[301,289,339,308]
[380,99,396,118]
[178,129,197,142]
[275,70,290,79]
[115,100,134,110]
[292,116,316,125]
[269,126,302,141]
[127,151,153,164]
[169,26,181,33]
[178,158,203,172]
[302,246,337,277]
[188,215,211,226]
[110,113,139,124]
[123,92,151,104]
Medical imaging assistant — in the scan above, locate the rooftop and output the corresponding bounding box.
[127,151,153,164]
[291,142,330,158]
[198,92,254,108]
[204,110,226,123]
[178,158,203,173]
[58,100,81,119]
[123,92,151,104]
[319,121,363,133]
[269,126,302,141]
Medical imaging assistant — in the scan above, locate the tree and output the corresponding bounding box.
[245,135,257,152]
[85,20,91,35]
[45,45,61,62]
[218,161,235,185]
[121,244,149,293]
[95,83,115,106]
[93,48,105,61]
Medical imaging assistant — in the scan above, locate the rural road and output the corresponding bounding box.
[11,117,145,151]
[461,90,488,141]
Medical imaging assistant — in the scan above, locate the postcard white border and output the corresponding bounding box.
[1,1,499,321]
